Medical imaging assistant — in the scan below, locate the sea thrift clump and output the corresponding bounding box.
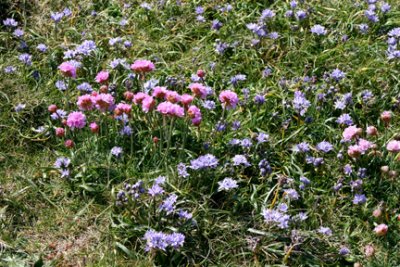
[157,102,185,117]
[77,94,95,111]
[219,90,239,110]
[66,111,86,129]
[93,93,115,112]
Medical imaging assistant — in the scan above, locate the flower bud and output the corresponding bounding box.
[55,127,65,137]
[100,85,108,93]
[197,69,205,78]
[372,209,382,218]
[65,139,74,148]
[380,166,389,173]
[124,91,134,101]
[380,111,391,124]
[374,224,388,236]
[366,126,378,136]
[90,122,99,133]
[364,244,375,257]
[48,104,58,113]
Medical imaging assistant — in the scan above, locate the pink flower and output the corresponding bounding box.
[181,94,194,106]
[48,104,58,113]
[93,93,114,112]
[66,111,86,129]
[387,140,400,152]
[142,96,155,113]
[342,125,361,141]
[58,62,77,78]
[77,94,95,111]
[115,103,132,114]
[191,115,202,126]
[130,59,155,73]
[90,122,99,133]
[133,92,149,105]
[152,86,168,99]
[197,69,205,78]
[124,91,134,101]
[366,126,378,136]
[347,145,361,158]
[165,90,181,103]
[156,102,184,117]
[374,224,388,236]
[358,139,374,153]
[95,71,109,83]
[219,90,239,110]
[381,111,391,123]
[189,83,207,99]
[55,127,65,137]
[187,105,201,119]
[65,139,74,148]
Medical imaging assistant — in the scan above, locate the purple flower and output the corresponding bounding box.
[54,157,71,169]
[177,163,189,178]
[330,68,346,81]
[111,146,123,157]
[318,226,332,236]
[218,177,238,191]
[50,12,64,22]
[344,164,352,175]
[230,74,247,86]
[211,19,223,30]
[77,82,93,92]
[294,142,310,153]
[195,6,204,14]
[13,28,24,37]
[284,189,299,200]
[293,91,310,116]
[353,194,367,205]
[381,2,391,13]
[154,176,166,185]
[14,103,26,112]
[165,232,185,249]
[257,133,269,144]
[336,114,353,125]
[261,208,290,229]
[63,8,72,17]
[316,141,333,153]
[190,154,219,170]
[148,184,164,197]
[311,25,327,35]
[358,24,369,34]
[202,100,216,110]
[365,10,379,23]
[119,125,132,136]
[18,53,32,66]
[258,159,272,176]
[144,230,168,251]
[339,246,350,256]
[4,66,16,73]
[241,138,252,148]
[290,0,298,8]
[260,9,275,20]
[231,120,241,130]
[232,155,250,167]
[3,18,18,27]
[37,44,47,52]
[296,10,307,20]
[159,194,178,214]
[254,94,265,105]
[178,209,193,220]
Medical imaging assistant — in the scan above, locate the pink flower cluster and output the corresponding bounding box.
[130,59,155,73]
[58,62,77,78]
[132,92,155,113]
[347,139,374,158]
[189,83,208,99]
[157,102,184,117]
[387,140,400,153]
[219,90,239,110]
[342,126,362,141]
[187,105,202,126]
[66,111,86,129]
[77,93,115,112]
[95,71,109,84]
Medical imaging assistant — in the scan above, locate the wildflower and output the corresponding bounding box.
[156,102,184,117]
[177,163,189,178]
[257,133,269,144]
[130,59,155,73]
[4,66,16,73]
[358,24,369,34]
[296,10,307,20]
[211,19,223,30]
[260,9,275,20]
[330,68,346,81]
[284,189,299,200]
[142,96,155,113]
[262,208,290,229]
[37,44,47,52]
[14,103,26,112]
[293,91,310,116]
[58,62,77,78]
[218,178,238,191]
[18,53,32,66]
[165,90,181,103]
[190,154,219,170]
[259,159,272,176]
[50,12,64,22]
[159,194,178,215]
[374,224,388,236]
[318,227,332,236]
[311,25,327,35]
[95,71,109,83]
[77,82,93,93]
[381,2,391,13]
[55,127,65,137]
[387,140,400,152]
[77,95,95,111]
[219,90,239,110]
[316,141,333,153]
[366,126,378,136]
[66,111,86,129]
[13,28,24,37]
[380,111,391,124]
[90,122,99,133]
[339,247,350,256]
[148,183,164,197]
[336,114,353,125]
[342,125,362,141]
[178,210,193,220]
[202,100,216,110]
[230,74,246,86]
[232,155,250,167]
[293,142,310,153]
[93,93,115,112]
[254,94,265,105]
[3,18,18,27]
[189,83,207,99]
[353,194,367,205]
[64,139,74,148]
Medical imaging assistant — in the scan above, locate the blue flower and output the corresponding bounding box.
[218,178,238,191]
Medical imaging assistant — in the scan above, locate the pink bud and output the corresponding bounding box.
[197,69,205,78]
[55,127,65,137]
[90,122,99,133]
[48,104,58,113]
[64,139,74,148]
[374,224,388,236]
[366,126,378,136]
[380,111,391,124]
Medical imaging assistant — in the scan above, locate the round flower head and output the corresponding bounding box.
[387,140,400,152]
[380,111,391,123]
[55,127,65,137]
[77,94,95,111]
[342,125,362,141]
[95,71,109,83]
[130,59,155,73]
[374,224,388,236]
[347,145,361,158]
[181,94,194,106]
[94,93,115,112]
[66,111,86,129]
[90,122,99,133]
[156,102,184,117]
[58,62,77,78]
[133,92,150,105]
[366,126,378,136]
[187,105,201,119]
[189,83,207,99]
[152,86,168,99]
[219,90,239,110]
[115,103,132,115]
[165,90,181,103]
[142,96,155,113]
